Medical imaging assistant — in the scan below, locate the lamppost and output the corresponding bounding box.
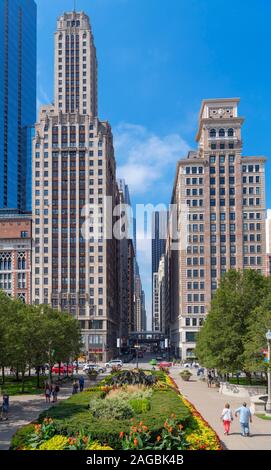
[266,330,271,414]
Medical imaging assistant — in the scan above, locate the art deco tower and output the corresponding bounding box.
[32,11,119,361]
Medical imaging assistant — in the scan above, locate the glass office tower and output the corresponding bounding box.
[0,0,36,211]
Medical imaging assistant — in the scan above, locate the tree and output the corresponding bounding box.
[196,269,269,375]
[243,293,271,376]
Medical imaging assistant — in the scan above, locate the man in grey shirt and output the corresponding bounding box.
[235,402,252,436]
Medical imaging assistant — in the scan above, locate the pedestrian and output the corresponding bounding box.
[44,382,51,403]
[0,393,9,421]
[235,402,252,437]
[207,371,213,388]
[72,379,79,394]
[79,376,85,392]
[221,403,233,435]
[51,384,57,403]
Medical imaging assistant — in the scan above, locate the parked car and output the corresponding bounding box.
[52,364,75,374]
[105,359,123,368]
[83,363,105,373]
[158,361,172,368]
[156,355,163,361]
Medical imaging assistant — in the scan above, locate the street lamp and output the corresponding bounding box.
[266,330,271,414]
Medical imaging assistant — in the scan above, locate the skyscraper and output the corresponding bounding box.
[0,0,36,211]
[32,11,120,362]
[152,211,166,331]
[168,98,266,359]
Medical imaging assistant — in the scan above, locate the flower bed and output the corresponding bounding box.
[11,370,222,451]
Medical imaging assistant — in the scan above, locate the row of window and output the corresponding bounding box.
[210,155,235,163]
[185,318,204,327]
[209,128,234,138]
[210,143,235,150]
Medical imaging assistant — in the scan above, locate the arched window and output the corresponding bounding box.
[17,252,26,270]
[228,128,234,137]
[0,252,12,271]
[219,128,225,137]
[209,129,216,138]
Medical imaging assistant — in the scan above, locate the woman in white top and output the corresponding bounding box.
[221,403,233,435]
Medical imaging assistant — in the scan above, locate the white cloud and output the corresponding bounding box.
[115,122,189,194]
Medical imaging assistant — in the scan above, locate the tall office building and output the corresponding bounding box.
[117,178,136,342]
[265,209,271,276]
[0,0,36,211]
[152,211,166,331]
[32,11,120,362]
[168,98,266,359]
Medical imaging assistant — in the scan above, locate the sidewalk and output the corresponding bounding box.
[171,368,271,450]
[0,380,77,450]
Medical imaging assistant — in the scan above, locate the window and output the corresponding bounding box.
[209,129,216,138]
[219,129,225,137]
[228,128,234,137]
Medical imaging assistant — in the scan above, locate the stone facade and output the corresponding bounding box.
[168,98,266,359]
[0,211,32,304]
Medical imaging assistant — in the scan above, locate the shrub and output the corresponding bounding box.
[129,398,151,414]
[89,397,134,420]
[179,370,193,381]
[86,441,113,450]
[107,370,158,387]
[38,435,69,450]
[10,423,36,450]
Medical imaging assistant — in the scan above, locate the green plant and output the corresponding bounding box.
[129,398,151,414]
[10,423,35,450]
[120,421,153,450]
[152,415,188,450]
[180,370,193,381]
[27,418,57,449]
[107,370,158,387]
[86,441,113,450]
[38,435,69,450]
[89,397,134,420]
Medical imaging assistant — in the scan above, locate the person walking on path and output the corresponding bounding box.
[79,376,85,392]
[44,382,51,403]
[207,371,213,388]
[52,384,60,403]
[72,379,79,394]
[221,403,233,435]
[0,393,9,421]
[235,402,252,437]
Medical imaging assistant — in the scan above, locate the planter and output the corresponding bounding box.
[179,371,192,382]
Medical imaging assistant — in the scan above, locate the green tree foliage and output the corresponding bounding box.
[195,269,270,374]
[0,291,82,391]
[243,292,271,374]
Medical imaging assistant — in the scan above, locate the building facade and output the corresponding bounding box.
[265,209,271,276]
[168,98,266,359]
[32,11,120,362]
[151,211,166,331]
[0,210,32,303]
[0,0,36,211]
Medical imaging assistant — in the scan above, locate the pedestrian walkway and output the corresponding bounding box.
[171,368,271,450]
[0,380,76,450]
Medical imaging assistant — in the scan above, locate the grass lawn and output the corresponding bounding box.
[38,388,192,448]
[229,377,266,386]
[0,376,47,396]
[256,414,271,420]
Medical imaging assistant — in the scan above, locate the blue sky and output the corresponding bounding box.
[36,0,271,326]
